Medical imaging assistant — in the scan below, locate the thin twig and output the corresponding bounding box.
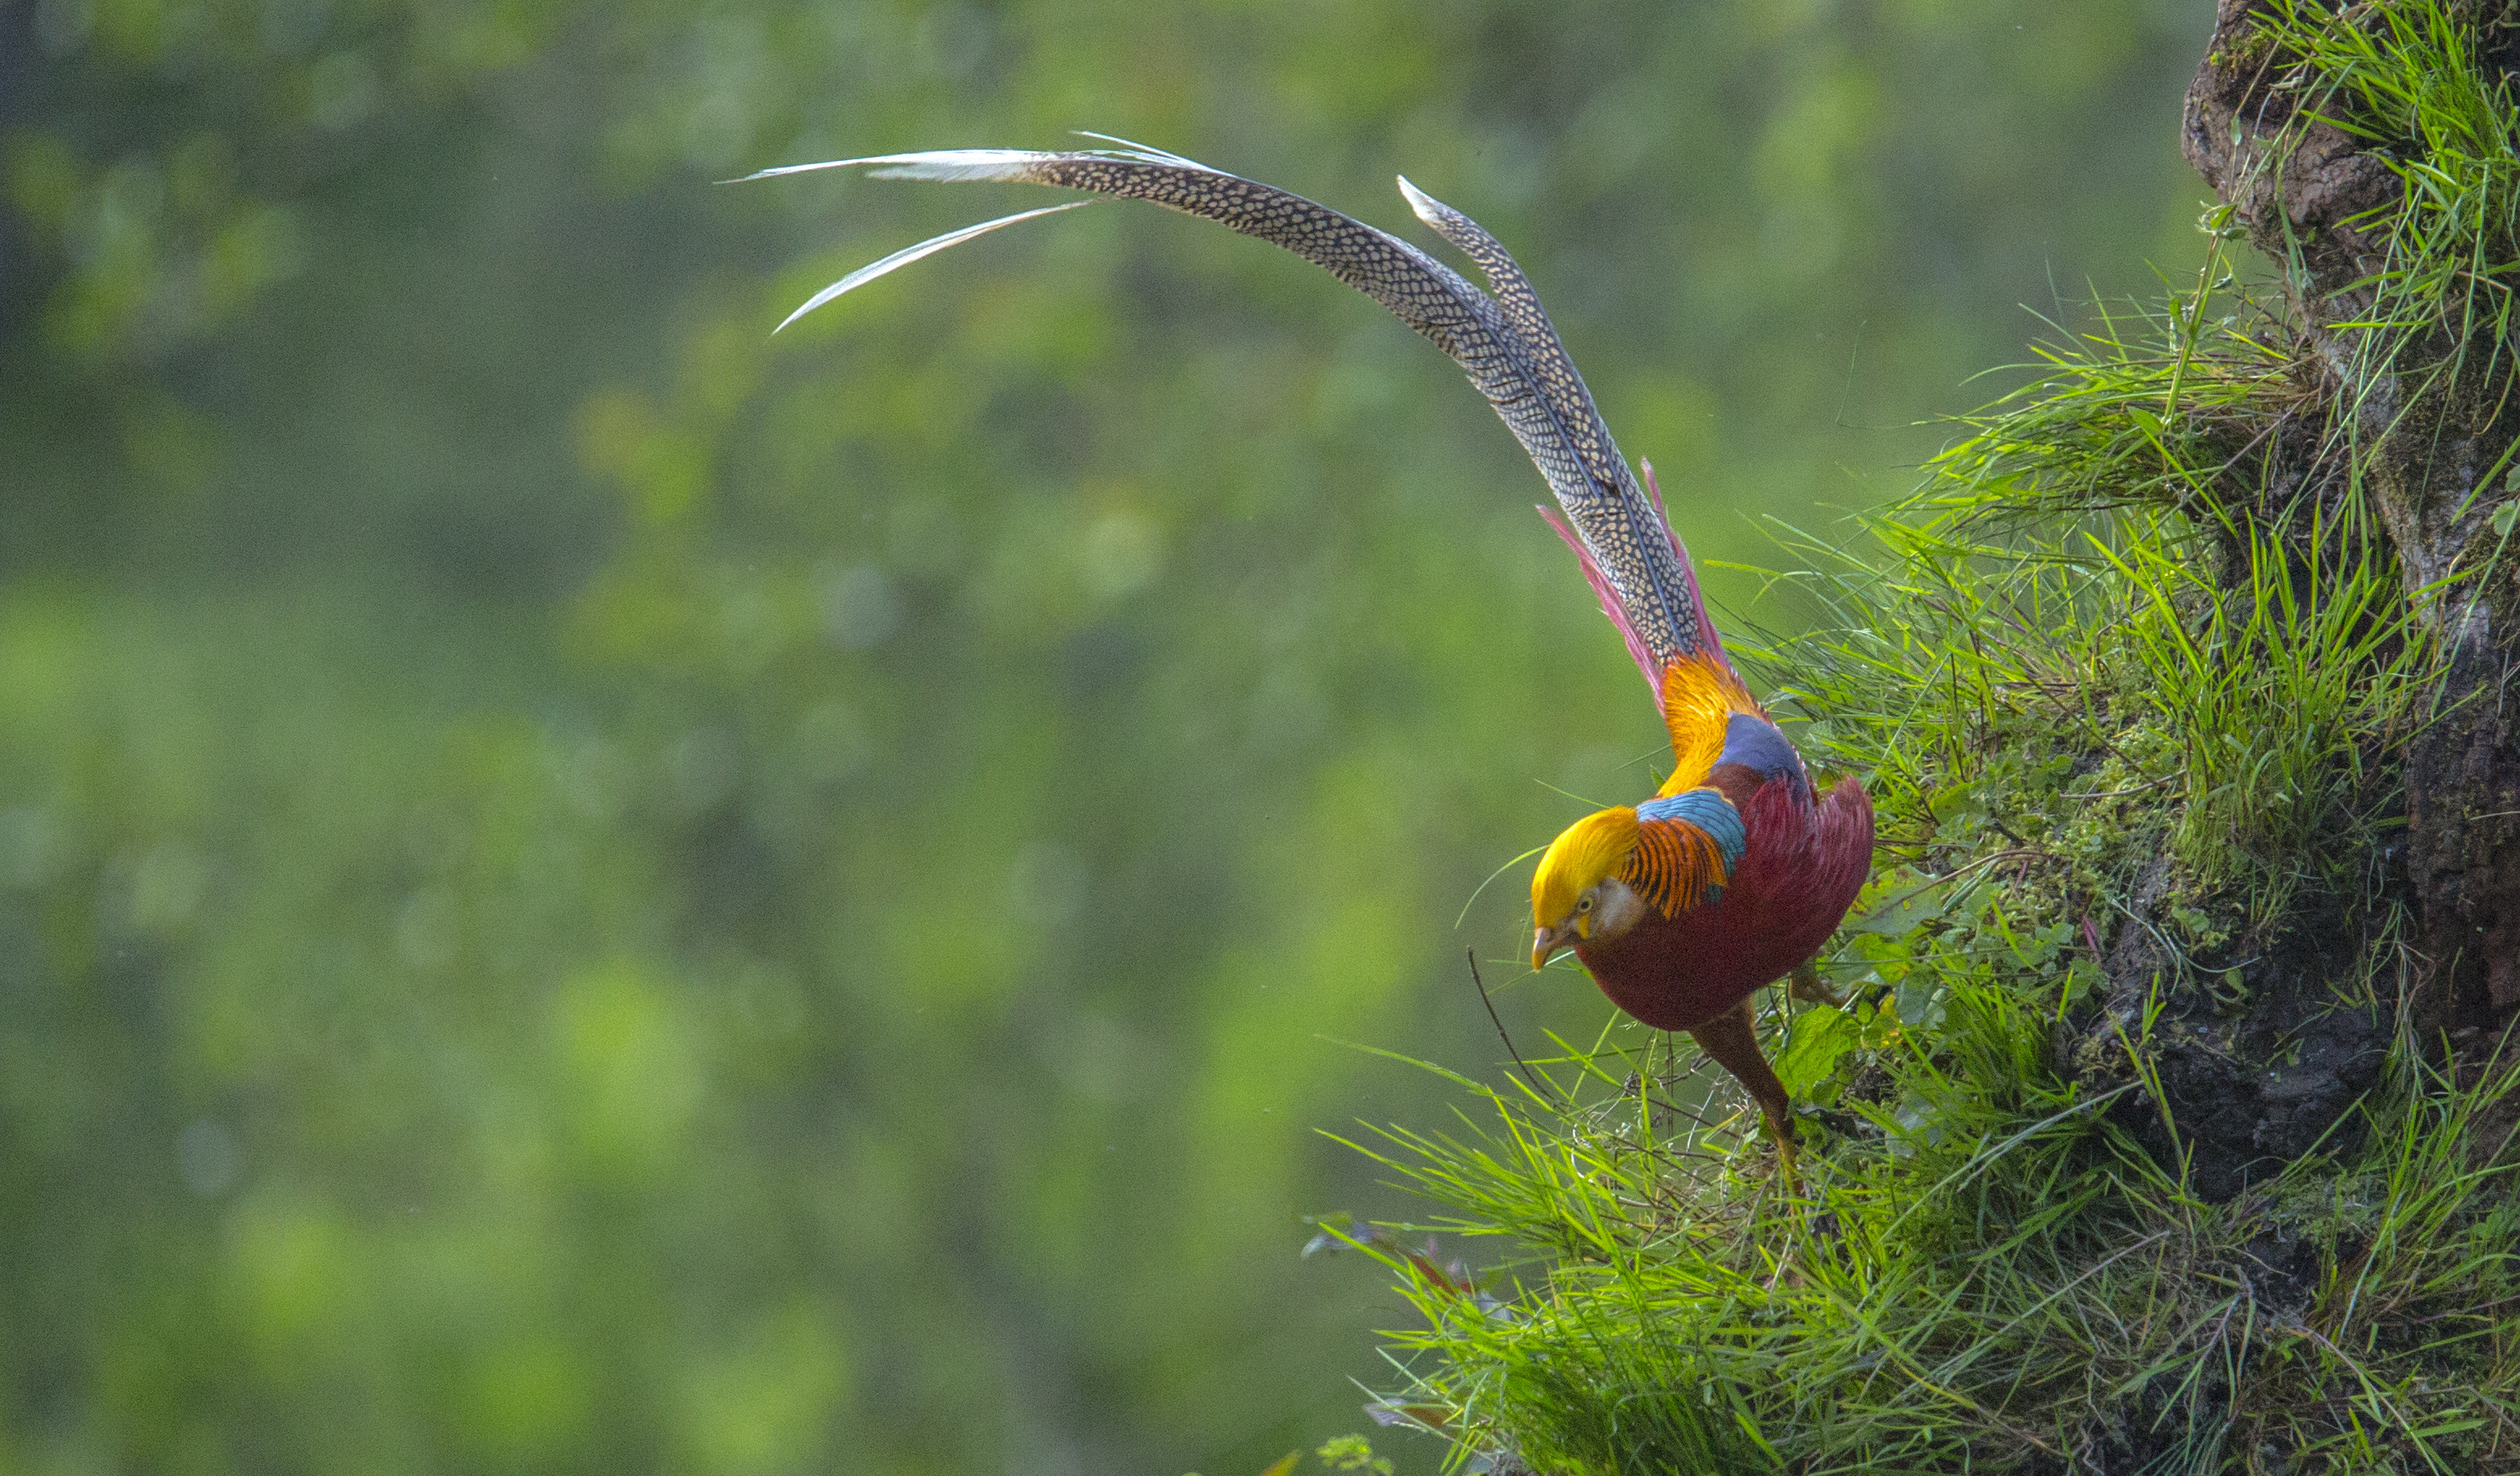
[1469,949,1561,1106]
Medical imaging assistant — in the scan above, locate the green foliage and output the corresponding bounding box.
[1319,1433,1398,1473]
[1778,265,2437,933]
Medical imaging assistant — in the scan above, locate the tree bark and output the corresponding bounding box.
[2183,0,2520,1041]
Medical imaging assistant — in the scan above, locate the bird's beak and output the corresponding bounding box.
[1531,923,1578,971]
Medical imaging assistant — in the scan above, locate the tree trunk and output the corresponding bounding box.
[2183,0,2520,1046]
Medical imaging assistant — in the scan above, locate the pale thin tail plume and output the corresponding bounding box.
[774,201,1094,332]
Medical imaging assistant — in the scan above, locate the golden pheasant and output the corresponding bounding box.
[753,142,1875,1165]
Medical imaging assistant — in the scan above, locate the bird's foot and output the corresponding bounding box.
[1786,960,1848,1009]
[1763,1111,1801,1191]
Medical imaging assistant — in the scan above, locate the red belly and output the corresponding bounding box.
[1577,890,1784,1030]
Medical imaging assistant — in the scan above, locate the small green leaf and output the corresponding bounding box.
[2060,958,2103,1009]
[1895,981,1946,1029]
[2493,498,2518,538]
[1857,996,1902,1049]
[1849,873,1950,936]
[1316,1435,1392,1474]
[1774,1005,1859,1096]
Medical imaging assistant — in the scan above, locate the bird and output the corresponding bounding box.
[749,140,1876,1169]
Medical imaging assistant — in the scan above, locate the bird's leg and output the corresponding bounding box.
[1786,959,1847,1009]
[1685,996,1797,1180]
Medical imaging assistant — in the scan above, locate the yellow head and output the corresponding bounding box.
[1530,807,1648,968]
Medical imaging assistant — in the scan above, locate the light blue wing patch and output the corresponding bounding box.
[1634,787,1745,872]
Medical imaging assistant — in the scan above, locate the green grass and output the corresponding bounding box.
[1338,1006,2520,1474]
[1769,269,2437,941]
[2260,0,2520,404]
[1324,7,2520,1470]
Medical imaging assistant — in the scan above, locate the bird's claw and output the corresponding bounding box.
[1786,960,1848,1009]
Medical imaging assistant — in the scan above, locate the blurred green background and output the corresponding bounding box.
[2,2,2206,1472]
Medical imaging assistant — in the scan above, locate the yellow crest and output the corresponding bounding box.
[1531,806,1640,927]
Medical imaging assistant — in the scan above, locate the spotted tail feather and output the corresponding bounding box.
[748,142,1717,679]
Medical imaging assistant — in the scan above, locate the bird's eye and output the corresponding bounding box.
[1576,895,1593,913]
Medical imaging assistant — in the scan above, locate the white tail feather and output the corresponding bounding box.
[866,154,1059,183]
[739,150,1057,184]
[774,201,1095,332]
[1395,176,1446,230]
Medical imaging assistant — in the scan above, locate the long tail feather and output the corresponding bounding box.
[752,143,1717,674]
[1395,177,1706,668]
[1641,461,1722,670]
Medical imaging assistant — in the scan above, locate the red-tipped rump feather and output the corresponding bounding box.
[1540,505,1664,713]
[1540,462,1729,714]
[1640,462,1726,670]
